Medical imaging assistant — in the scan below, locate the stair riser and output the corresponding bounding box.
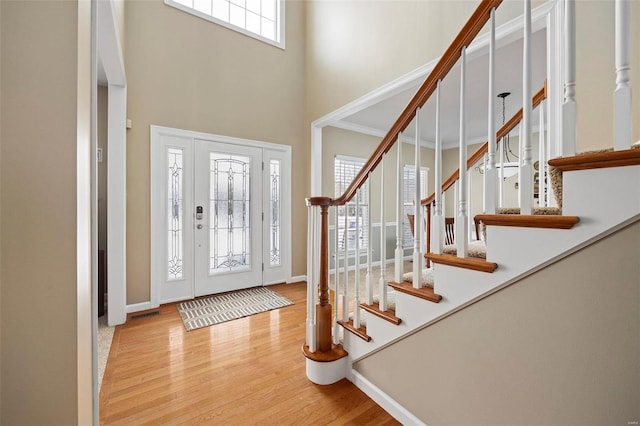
[563,165,640,223]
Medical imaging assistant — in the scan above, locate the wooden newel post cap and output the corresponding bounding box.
[306,197,333,207]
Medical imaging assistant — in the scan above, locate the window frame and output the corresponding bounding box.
[402,165,429,249]
[334,155,369,254]
[165,0,286,50]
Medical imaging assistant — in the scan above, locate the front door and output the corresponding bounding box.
[151,126,291,305]
[193,140,263,296]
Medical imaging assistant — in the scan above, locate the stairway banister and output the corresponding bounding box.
[421,83,547,207]
[308,0,503,209]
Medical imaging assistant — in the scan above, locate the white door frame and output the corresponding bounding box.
[150,126,292,307]
[97,0,127,328]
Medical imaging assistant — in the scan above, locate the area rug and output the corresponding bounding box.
[177,287,293,331]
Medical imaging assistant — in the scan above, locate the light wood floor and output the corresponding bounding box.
[100,282,400,425]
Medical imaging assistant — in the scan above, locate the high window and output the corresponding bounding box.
[166,0,284,48]
[334,156,369,252]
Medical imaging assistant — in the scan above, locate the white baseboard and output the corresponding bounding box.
[348,369,426,426]
[126,301,155,314]
[288,275,307,283]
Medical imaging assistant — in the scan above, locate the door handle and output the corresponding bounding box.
[196,224,203,230]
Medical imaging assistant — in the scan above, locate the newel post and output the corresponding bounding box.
[304,196,348,386]
[309,196,333,353]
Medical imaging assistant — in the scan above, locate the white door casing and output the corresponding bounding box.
[150,126,292,306]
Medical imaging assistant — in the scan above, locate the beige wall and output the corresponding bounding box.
[355,220,640,424]
[304,1,539,122]
[575,1,640,151]
[1,1,79,423]
[98,86,108,252]
[124,0,306,303]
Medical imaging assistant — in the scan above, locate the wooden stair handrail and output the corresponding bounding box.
[422,83,547,206]
[308,0,503,208]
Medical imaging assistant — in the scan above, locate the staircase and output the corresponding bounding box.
[303,0,638,423]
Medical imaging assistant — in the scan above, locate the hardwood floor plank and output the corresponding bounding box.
[100,283,399,425]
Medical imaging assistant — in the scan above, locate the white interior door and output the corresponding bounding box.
[194,140,262,296]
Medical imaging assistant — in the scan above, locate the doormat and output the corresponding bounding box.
[177,287,293,331]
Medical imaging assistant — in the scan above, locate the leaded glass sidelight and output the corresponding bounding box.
[269,159,281,266]
[209,152,251,274]
[167,148,184,280]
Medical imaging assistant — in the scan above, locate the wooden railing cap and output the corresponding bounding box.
[306,196,334,207]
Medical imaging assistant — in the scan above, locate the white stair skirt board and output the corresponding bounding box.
[305,357,348,385]
[348,369,426,426]
[339,164,640,364]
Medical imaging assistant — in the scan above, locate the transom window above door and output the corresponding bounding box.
[165,0,285,49]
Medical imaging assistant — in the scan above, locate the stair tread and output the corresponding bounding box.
[337,319,371,342]
[360,302,401,325]
[441,240,486,259]
[548,146,640,172]
[388,281,443,303]
[402,267,435,288]
[497,207,562,215]
[475,214,579,229]
[425,252,497,273]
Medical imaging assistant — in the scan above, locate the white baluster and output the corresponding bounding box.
[342,206,348,323]
[485,7,497,214]
[615,0,632,151]
[433,80,443,255]
[394,135,404,282]
[482,153,488,214]
[538,100,547,207]
[333,207,340,344]
[366,173,373,305]
[307,206,317,352]
[520,0,534,215]
[562,0,577,156]
[354,189,361,329]
[467,168,473,241]
[412,109,423,288]
[306,207,313,349]
[456,47,469,258]
[499,130,505,208]
[379,154,388,310]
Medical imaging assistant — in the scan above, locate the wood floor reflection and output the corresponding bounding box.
[100,282,400,425]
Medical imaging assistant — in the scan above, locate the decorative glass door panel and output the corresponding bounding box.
[194,140,262,296]
[209,153,252,274]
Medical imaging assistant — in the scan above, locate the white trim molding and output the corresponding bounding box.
[348,369,426,426]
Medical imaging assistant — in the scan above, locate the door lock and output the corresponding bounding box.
[196,205,203,220]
